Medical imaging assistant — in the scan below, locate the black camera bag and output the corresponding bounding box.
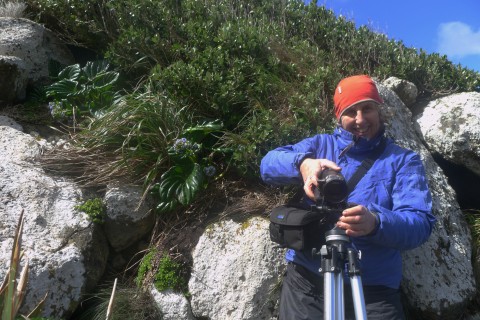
[268,138,386,251]
[269,203,336,252]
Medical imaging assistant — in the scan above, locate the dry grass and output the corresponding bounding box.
[0,0,27,18]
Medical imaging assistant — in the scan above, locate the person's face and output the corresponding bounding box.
[340,101,381,139]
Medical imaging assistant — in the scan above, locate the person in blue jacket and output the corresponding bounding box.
[260,75,436,320]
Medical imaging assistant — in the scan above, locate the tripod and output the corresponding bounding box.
[315,227,367,320]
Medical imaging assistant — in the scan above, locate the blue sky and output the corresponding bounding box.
[309,0,480,72]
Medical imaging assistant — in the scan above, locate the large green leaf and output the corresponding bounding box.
[184,120,223,142]
[46,79,78,98]
[177,163,204,205]
[83,60,110,81]
[91,71,120,90]
[158,160,205,212]
[156,200,178,214]
[58,64,81,81]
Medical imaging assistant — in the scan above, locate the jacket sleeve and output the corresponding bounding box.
[260,136,321,186]
[366,153,436,250]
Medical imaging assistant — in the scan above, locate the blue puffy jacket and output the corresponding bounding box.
[260,126,436,289]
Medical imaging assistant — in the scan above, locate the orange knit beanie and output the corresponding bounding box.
[333,75,383,119]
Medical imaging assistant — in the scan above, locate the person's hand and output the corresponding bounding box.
[300,158,341,201]
[336,205,378,237]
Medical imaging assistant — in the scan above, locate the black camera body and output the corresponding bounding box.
[314,168,348,212]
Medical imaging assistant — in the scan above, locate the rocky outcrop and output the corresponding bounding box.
[379,82,476,319]
[383,77,418,107]
[188,217,284,320]
[414,92,480,176]
[0,116,108,319]
[0,17,74,104]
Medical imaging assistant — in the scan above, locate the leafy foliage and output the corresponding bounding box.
[46,61,119,125]
[153,121,223,213]
[75,198,106,224]
[136,250,188,293]
[153,254,188,293]
[31,0,480,214]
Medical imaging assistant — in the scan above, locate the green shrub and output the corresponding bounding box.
[24,0,112,50]
[31,0,480,214]
[153,119,224,212]
[136,250,188,294]
[135,249,155,288]
[75,198,106,224]
[153,254,188,293]
[46,60,120,126]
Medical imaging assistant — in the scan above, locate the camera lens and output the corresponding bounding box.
[319,169,348,204]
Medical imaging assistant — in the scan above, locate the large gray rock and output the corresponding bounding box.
[189,216,285,320]
[0,116,108,319]
[378,82,476,319]
[414,92,480,176]
[0,17,74,102]
[383,76,418,107]
[103,183,155,251]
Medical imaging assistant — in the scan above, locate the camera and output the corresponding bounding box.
[315,168,348,207]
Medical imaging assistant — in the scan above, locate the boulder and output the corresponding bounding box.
[189,216,284,320]
[383,76,418,107]
[0,116,108,319]
[0,17,74,102]
[103,183,155,251]
[377,82,476,319]
[414,92,480,177]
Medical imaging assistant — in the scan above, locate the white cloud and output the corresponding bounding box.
[437,22,480,58]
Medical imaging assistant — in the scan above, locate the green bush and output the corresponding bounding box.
[30,0,480,213]
[153,120,223,213]
[75,198,106,224]
[136,250,188,294]
[46,60,120,125]
[153,254,188,293]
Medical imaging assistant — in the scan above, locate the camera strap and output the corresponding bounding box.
[346,137,387,193]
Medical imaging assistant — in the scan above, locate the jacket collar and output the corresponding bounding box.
[334,125,385,156]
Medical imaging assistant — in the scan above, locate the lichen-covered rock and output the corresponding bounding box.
[0,116,108,319]
[189,216,285,320]
[378,82,476,319]
[414,92,480,176]
[103,183,155,251]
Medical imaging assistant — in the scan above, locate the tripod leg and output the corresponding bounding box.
[335,272,345,320]
[350,275,367,320]
[348,247,367,320]
[324,272,336,320]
